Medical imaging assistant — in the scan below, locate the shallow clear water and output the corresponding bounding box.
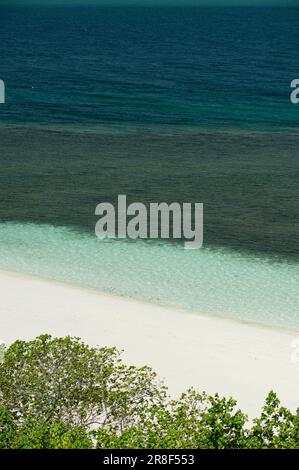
[0,222,298,330]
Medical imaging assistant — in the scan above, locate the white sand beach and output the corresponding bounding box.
[1,269,298,418]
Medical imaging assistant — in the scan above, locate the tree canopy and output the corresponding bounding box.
[0,334,298,449]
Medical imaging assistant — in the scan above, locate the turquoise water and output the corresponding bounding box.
[0,7,298,329]
[0,222,298,330]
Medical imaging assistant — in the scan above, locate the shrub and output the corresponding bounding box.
[0,335,298,449]
[0,334,165,432]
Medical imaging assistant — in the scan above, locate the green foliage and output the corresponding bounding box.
[12,419,92,449]
[96,390,247,449]
[0,334,165,431]
[0,405,16,448]
[246,391,299,449]
[0,343,5,362]
[0,334,299,449]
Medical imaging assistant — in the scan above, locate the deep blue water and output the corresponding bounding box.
[0,6,299,130]
[0,6,298,258]
[0,7,298,327]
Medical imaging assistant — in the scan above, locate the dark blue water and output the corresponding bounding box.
[0,6,298,261]
[0,6,299,130]
[0,6,298,327]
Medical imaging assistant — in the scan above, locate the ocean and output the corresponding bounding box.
[0,6,298,328]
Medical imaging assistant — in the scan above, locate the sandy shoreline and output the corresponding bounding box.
[1,269,298,418]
